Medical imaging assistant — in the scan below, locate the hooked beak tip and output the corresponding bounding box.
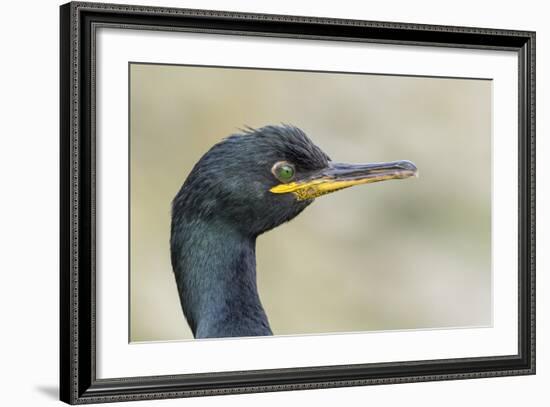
[396,160,418,176]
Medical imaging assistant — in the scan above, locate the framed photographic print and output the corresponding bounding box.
[59,1,536,404]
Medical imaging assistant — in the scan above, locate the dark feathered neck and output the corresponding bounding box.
[170,219,272,338]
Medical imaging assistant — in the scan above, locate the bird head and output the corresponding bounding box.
[172,125,417,237]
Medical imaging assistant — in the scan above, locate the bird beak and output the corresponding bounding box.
[270,160,418,201]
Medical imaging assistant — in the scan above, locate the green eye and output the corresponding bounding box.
[272,162,295,182]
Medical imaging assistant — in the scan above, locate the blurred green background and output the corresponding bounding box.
[129,63,492,342]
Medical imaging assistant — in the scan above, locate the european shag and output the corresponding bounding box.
[170,125,417,339]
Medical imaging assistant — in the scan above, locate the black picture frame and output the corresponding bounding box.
[60,1,536,404]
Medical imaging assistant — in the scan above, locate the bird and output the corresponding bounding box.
[170,124,417,339]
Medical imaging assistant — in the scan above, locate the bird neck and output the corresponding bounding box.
[171,219,272,339]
